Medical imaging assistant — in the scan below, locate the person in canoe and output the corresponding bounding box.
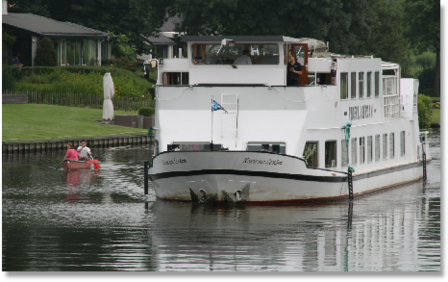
[62,143,79,162]
[77,140,92,160]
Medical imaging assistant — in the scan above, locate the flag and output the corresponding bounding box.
[211,99,228,113]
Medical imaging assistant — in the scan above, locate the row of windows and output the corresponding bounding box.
[304,131,406,168]
[340,71,380,100]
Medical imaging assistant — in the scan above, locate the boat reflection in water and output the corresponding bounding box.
[150,181,429,271]
[64,169,99,203]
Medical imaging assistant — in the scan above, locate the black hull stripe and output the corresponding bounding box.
[149,161,423,183]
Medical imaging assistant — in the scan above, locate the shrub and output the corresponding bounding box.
[111,34,137,60]
[2,64,16,90]
[34,38,57,66]
[138,107,154,116]
[417,94,433,129]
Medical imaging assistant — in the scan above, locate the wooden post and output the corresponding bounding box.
[144,161,149,195]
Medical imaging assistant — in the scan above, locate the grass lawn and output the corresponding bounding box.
[431,107,440,123]
[2,104,149,142]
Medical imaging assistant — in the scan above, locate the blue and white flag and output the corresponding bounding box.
[211,99,228,113]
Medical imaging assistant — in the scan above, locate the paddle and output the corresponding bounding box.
[87,155,101,169]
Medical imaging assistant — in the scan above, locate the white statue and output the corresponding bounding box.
[102,72,115,121]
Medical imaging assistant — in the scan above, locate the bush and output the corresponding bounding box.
[2,64,16,90]
[34,38,57,66]
[138,107,154,116]
[417,94,433,129]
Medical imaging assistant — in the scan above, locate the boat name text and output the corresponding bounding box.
[162,158,187,165]
[349,104,374,120]
[243,158,283,165]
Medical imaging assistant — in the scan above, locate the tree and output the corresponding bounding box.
[111,34,137,60]
[405,0,440,95]
[417,94,433,129]
[34,38,57,66]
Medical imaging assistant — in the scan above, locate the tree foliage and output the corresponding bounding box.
[417,94,433,129]
[34,38,57,66]
[111,34,137,60]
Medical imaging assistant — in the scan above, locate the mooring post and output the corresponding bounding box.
[144,161,149,195]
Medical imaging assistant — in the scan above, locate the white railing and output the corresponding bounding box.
[383,94,402,118]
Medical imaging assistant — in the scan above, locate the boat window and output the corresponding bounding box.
[367,71,372,98]
[191,43,279,65]
[303,142,318,168]
[162,72,189,85]
[247,143,286,154]
[359,137,366,164]
[340,72,348,100]
[389,132,395,159]
[375,134,380,162]
[351,138,357,165]
[400,131,405,156]
[374,71,380,97]
[325,141,337,168]
[382,133,388,160]
[359,72,364,99]
[167,143,222,151]
[350,72,357,99]
[367,136,373,163]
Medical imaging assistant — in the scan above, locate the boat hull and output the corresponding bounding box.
[149,151,424,203]
[63,161,92,170]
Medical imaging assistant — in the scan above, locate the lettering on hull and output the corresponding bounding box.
[349,105,374,120]
[243,157,283,165]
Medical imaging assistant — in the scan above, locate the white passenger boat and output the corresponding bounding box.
[148,35,430,203]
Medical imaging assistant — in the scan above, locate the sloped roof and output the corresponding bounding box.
[159,14,182,32]
[2,13,112,39]
[141,33,176,45]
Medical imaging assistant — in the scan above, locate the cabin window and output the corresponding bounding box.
[303,142,318,168]
[168,143,221,151]
[351,138,357,165]
[191,43,279,65]
[382,134,388,160]
[400,131,405,156]
[340,72,348,100]
[367,136,373,163]
[367,71,372,98]
[390,132,395,159]
[374,71,380,97]
[247,143,286,154]
[162,72,189,85]
[359,137,366,164]
[359,72,364,99]
[375,134,380,162]
[341,140,348,167]
[325,141,337,168]
[350,72,357,99]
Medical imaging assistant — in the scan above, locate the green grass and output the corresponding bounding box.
[430,97,440,102]
[2,104,149,142]
[431,107,440,123]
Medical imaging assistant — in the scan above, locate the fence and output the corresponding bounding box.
[2,90,153,111]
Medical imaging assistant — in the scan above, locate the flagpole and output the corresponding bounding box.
[211,96,213,147]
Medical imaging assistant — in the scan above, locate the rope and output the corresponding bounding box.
[341,122,355,173]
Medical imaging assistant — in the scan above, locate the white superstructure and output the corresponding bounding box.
[148,36,429,203]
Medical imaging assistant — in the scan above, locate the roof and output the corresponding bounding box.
[159,15,182,32]
[2,13,112,39]
[141,33,176,45]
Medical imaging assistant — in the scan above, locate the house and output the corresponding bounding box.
[139,14,186,61]
[2,0,114,67]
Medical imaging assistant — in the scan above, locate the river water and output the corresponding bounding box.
[2,129,441,272]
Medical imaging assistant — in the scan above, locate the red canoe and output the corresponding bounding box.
[63,160,92,170]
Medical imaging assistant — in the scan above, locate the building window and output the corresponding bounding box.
[247,142,286,154]
[367,136,373,163]
[325,141,337,168]
[351,138,357,165]
[341,139,348,167]
[390,133,395,159]
[400,131,405,156]
[359,137,366,164]
[82,39,96,66]
[340,73,348,100]
[375,134,380,162]
[303,142,318,168]
[367,71,372,98]
[382,134,388,160]
[375,71,380,97]
[351,72,356,99]
[359,72,364,99]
